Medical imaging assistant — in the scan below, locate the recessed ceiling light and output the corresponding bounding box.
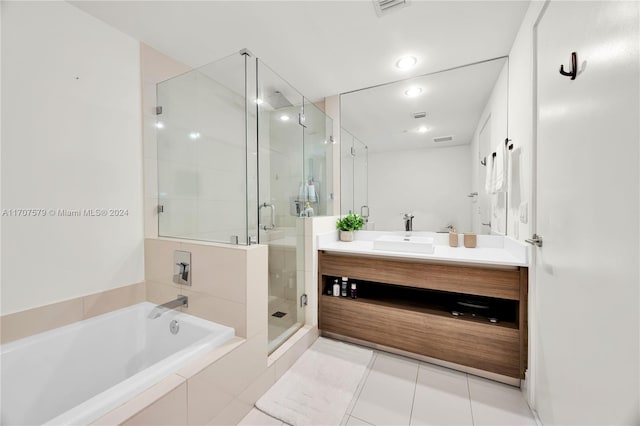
[155,121,165,129]
[418,126,428,133]
[255,98,264,105]
[280,115,290,121]
[396,56,417,69]
[404,86,422,97]
[189,132,201,140]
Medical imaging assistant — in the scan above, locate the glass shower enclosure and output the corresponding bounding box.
[156,51,332,353]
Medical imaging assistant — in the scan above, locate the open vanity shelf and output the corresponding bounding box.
[318,251,528,381]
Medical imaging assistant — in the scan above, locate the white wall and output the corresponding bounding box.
[506,1,546,242]
[368,145,471,232]
[500,1,546,409]
[470,62,509,235]
[1,1,143,314]
[324,95,341,216]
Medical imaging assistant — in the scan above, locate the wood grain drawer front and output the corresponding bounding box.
[319,252,520,300]
[321,296,520,378]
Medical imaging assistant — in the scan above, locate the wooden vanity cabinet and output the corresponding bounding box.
[318,251,528,380]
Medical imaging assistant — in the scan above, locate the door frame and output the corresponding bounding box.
[527,0,551,413]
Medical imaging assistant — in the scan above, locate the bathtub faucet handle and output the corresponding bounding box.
[176,262,189,282]
[173,250,191,286]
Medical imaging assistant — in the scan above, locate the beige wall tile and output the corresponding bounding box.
[145,280,183,306]
[237,363,276,406]
[176,337,245,380]
[187,332,267,425]
[183,242,247,304]
[246,245,268,339]
[123,382,187,426]
[181,288,246,337]
[207,398,252,426]
[144,239,180,286]
[83,282,145,319]
[1,297,83,344]
[187,330,268,424]
[92,375,186,426]
[187,379,235,426]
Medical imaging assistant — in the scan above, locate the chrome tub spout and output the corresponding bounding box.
[148,295,188,319]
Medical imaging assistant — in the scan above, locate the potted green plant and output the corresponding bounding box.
[336,213,365,242]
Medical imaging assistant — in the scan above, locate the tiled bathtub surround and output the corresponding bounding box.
[0,282,145,344]
[144,238,267,339]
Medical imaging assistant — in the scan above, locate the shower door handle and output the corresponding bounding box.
[260,202,275,231]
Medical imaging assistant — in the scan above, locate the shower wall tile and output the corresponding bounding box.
[158,198,199,238]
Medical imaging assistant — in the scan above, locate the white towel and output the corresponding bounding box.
[493,142,507,193]
[484,154,494,194]
[307,183,317,202]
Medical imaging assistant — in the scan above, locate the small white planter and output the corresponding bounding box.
[339,230,355,242]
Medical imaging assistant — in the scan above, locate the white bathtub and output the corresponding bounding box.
[1,301,234,425]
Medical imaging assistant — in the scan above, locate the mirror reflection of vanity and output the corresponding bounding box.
[340,57,509,235]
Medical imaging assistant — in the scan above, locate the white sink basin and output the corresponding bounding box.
[372,235,435,254]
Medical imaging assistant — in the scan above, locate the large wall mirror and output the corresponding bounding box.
[340,57,509,235]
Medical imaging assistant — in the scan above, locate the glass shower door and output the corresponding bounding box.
[303,100,332,217]
[256,62,306,353]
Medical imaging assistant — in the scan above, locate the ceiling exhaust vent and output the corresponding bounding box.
[412,111,427,119]
[433,135,454,143]
[373,0,410,17]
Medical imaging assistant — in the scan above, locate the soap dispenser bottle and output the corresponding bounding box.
[304,201,314,217]
[341,277,348,297]
[332,279,340,297]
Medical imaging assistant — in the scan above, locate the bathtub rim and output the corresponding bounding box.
[2,301,235,426]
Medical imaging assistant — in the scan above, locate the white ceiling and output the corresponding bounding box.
[71,1,530,101]
[341,57,507,152]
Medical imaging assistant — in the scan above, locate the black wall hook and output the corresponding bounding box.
[559,52,578,80]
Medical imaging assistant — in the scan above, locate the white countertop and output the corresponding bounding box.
[317,231,528,267]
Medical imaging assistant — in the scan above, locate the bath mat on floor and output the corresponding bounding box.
[256,337,373,426]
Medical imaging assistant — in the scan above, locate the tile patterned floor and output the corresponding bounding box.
[239,342,537,426]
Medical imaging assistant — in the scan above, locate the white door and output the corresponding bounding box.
[533,1,639,424]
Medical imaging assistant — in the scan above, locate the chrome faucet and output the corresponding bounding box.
[148,295,188,319]
[403,213,414,232]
